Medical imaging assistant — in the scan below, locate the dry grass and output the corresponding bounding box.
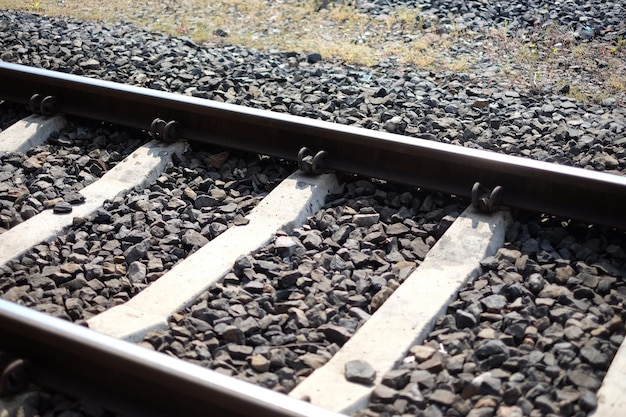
[0,0,469,68]
[486,24,626,103]
[1,0,625,102]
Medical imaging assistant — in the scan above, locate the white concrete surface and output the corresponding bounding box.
[0,114,67,152]
[0,140,186,266]
[87,171,339,342]
[289,206,512,414]
[590,335,626,417]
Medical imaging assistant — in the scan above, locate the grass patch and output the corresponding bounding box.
[487,23,626,102]
[1,0,624,103]
[0,0,462,69]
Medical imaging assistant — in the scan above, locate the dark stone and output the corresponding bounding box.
[124,241,149,264]
[580,345,609,368]
[579,390,598,411]
[480,294,507,311]
[386,223,409,236]
[194,195,219,208]
[455,309,477,328]
[320,324,353,345]
[182,230,209,247]
[535,395,559,414]
[370,384,398,403]
[227,344,253,359]
[472,372,502,395]
[64,191,85,204]
[475,339,510,360]
[381,369,411,390]
[307,53,322,63]
[53,201,72,214]
[219,325,245,344]
[527,273,545,293]
[475,339,510,369]
[274,236,299,257]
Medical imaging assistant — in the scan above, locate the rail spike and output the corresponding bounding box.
[471,182,503,213]
[297,147,328,175]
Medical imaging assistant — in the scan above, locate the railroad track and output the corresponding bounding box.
[0,62,625,417]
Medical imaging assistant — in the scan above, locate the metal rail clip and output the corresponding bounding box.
[150,118,180,142]
[29,93,59,116]
[0,352,30,396]
[297,147,328,175]
[471,182,503,212]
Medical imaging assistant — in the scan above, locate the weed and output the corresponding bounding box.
[607,73,626,93]
[327,4,355,23]
[387,6,420,31]
[31,0,43,13]
[572,45,587,57]
[611,35,625,53]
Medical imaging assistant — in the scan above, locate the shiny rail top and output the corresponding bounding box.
[2,61,626,228]
[0,300,345,417]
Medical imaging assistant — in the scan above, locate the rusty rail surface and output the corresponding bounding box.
[2,61,626,228]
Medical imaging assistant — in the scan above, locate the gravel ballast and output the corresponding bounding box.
[0,146,290,322]
[0,119,145,233]
[357,214,626,417]
[140,180,463,393]
[359,0,625,42]
[0,1,625,417]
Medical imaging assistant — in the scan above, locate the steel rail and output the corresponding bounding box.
[0,300,344,417]
[1,61,626,228]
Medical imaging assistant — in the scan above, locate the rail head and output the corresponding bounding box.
[2,62,626,229]
[0,300,344,417]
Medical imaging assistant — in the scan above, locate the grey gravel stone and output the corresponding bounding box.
[475,340,510,361]
[428,389,456,406]
[353,213,380,227]
[53,201,73,214]
[381,369,410,390]
[127,174,459,395]
[345,359,376,385]
[181,230,209,248]
[274,236,299,257]
[370,384,397,402]
[567,365,601,389]
[455,309,477,328]
[319,324,354,346]
[467,408,494,417]
[480,294,507,311]
[579,389,598,411]
[0,144,289,324]
[364,211,626,416]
